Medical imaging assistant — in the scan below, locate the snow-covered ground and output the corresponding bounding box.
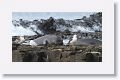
[12,23,43,36]
[12,21,101,36]
[12,25,36,36]
[56,25,101,33]
[70,26,94,32]
[12,12,101,36]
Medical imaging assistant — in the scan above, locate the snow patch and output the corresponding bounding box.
[92,26,101,31]
[56,25,68,32]
[12,25,36,36]
[70,26,94,32]
[29,25,44,35]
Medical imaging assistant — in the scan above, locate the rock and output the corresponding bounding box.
[12,50,23,62]
[84,52,102,62]
[85,53,95,62]
[68,51,76,55]
[21,51,48,62]
[12,43,20,50]
[12,45,102,62]
[38,17,56,34]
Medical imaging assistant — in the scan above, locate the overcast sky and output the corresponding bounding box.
[12,12,96,20]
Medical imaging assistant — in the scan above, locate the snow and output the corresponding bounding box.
[56,25,68,32]
[12,25,36,36]
[92,25,102,31]
[29,25,44,34]
[12,22,44,36]
[70,26,95,32]
[56,25,99,33]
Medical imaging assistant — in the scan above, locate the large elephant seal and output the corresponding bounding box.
[29,34,63,46]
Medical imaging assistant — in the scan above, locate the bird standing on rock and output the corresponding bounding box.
[14,36,25,44]
[29,40,37,46]
[69,34,78,50]
[69,34,77,45]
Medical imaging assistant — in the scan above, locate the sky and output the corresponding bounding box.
[12,12,95,20]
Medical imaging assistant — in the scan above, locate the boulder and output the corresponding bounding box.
[22,51,48,62]
[85,52,102,62]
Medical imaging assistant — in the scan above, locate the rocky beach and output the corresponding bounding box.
[12,12,102,62]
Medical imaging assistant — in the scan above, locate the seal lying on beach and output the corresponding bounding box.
[69,34,101,46]
[29,34,63,46]
[75,39,102,46]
